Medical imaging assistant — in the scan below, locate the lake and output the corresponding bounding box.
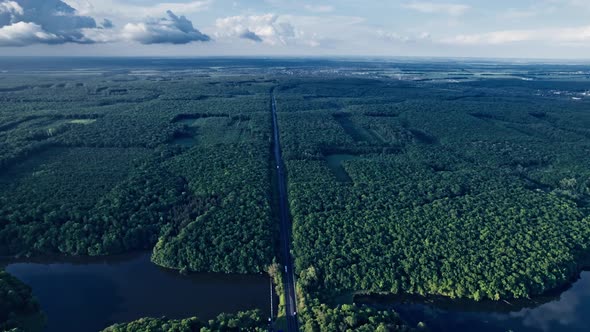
[356,271,590,332]
[2,253,273,332]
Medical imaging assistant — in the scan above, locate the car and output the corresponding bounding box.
[284,266,288,273]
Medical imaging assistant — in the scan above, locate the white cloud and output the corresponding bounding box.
[0,1,23,16]
[79,26,117,43]
[0,21,61,46]
[64,0,211,20]
[442,25,590,45]
[377,30,411,43]
[377,30,431,43]
[215,14,300,45]
[287,14,370,49]
[0,0,107,46]
[304,4,334,13]
[403,1,470,16]
[122,10,210,44]
[0,1,21,27]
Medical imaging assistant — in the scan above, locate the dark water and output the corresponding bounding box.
[2,253,273,332]
[356,271,590,332]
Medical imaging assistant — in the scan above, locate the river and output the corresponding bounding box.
[2,253,273,332]
[355,271,590,332]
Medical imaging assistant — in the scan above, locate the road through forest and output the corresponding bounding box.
[271,91,299,332]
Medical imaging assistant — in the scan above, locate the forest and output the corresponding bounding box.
[0,271,43,332]
[274,77,590,311]
[0,73,282,330]
[102,305,420,332]
[102,309,268,332]
[2,60,590,331]
[0,75,276,275]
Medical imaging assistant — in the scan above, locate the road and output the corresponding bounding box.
[271,91,299,332]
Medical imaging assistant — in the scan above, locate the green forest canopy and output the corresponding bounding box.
[1,67,590,330]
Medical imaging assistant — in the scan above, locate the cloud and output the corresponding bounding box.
[101,18,113,29]
[240,29,263,42]
[403,1,470,16]
[304,4,334,13]
[0,21,61,46]
[0,1,22,16]
[0,1,211,46]
[215,14,300,45]
[377,30,411,43]
[377,30,431,43]
[122,10,210,44]
[0,1,20,28]
[0,0,107,46]
[64,0,211,20]
[442,25,590,45]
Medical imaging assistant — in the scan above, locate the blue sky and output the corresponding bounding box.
[1,0,590,58]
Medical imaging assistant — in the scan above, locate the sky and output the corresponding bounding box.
[0,0,590,59]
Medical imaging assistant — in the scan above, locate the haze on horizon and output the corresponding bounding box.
[1,0,590,60]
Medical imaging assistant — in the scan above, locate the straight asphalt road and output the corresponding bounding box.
[271,91,299,332]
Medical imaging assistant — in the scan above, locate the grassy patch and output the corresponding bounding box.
[69,119,97,125]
